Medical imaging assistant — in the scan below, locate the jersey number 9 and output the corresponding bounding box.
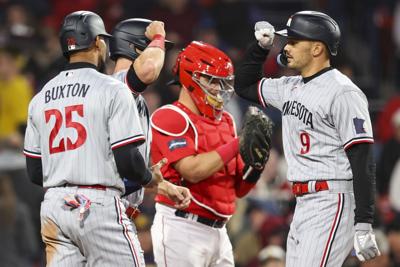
[45,104,87,154]
[300,132,310,154]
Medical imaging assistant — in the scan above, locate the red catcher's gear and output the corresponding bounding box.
[172,41,234,120]
[151,102,243,219]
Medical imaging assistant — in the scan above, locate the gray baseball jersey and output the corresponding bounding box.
[258,68,373,182]
[24,66,145,193]
[112,70,152,206]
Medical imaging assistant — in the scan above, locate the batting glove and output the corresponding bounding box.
[254,21,275,49]
[354,223,381,261]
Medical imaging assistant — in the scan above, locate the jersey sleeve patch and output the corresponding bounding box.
[353,117,366,134]
[168,138,187,151]
[151,106,189,136]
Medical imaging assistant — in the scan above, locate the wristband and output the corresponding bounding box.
[126,65,147,95]
[148,34,165,50]
[216,138,239,164]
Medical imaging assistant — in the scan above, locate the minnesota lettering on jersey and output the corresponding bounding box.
[282,100,314,129]
[45,83,90,103]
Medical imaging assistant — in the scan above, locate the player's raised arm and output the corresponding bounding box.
[110,19,173,94]
[234,21,275,103]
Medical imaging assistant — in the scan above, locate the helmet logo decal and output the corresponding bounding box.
[67,38,77,51]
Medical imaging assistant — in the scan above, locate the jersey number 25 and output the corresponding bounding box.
[45,104,87,154]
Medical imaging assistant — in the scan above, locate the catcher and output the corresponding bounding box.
[150,41,273,266]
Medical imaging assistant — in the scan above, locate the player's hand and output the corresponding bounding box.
[158,181,192,209]
[354,223,381,261]
[254,21,275,49]
[145,20,166,40]
[145,158,167,188]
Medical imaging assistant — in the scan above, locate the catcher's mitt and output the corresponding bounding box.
[239,106,273,172]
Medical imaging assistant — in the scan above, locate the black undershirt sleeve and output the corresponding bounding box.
[234,41,270,103]
[126,65,148,94]
[345,143,376,224]
[26,157,43,186]
[113,143,152,185]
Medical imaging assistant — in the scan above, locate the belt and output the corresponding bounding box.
[292,181,329,197]
[174,210,226,228]
[65,184,107,191]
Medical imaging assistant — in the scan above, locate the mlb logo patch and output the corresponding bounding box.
[168,138,187,151]
[67,37,77,51]
[353,117,366,134]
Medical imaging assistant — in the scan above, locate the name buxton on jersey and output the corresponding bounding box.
[45,83,90,103]
[282,100,314,129]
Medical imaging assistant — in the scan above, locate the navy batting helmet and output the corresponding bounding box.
[59,11,111,58]
[110,18,174,61]
[275,11,341,56]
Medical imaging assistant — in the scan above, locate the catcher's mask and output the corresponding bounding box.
[172,41,234,121]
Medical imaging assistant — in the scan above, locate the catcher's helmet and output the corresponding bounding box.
[275,11,341,56]
[172,41,234,120]
[110,18,174,61]
[59,11,111,58]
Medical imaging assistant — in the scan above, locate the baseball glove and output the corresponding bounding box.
[239,106,273,171]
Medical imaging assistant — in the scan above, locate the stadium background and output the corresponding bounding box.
[1,0,400,266]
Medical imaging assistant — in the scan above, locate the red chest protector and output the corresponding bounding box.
[151,102,239,218]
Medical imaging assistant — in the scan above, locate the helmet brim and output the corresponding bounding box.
[274,29,288,37]
[99,32,112,38]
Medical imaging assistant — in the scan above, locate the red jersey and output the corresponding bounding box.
[151,101,255,220]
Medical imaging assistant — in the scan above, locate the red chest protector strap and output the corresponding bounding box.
[150,104,199,150]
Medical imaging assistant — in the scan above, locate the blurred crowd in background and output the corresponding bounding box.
[1,0,400,266]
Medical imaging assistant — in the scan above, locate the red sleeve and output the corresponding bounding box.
[151,128,196,165]
[234,155,256,197]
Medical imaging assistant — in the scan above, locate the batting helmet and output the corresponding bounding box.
[172,41,234,120]
[59,11,111,58]
[275,11,341,56]
[110,18,174,61]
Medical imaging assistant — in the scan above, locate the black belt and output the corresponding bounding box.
[175,210,226,228]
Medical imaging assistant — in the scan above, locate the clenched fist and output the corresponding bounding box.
[254,21,275,49]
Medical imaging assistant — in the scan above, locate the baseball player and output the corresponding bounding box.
[234,11,380,266]
[23,11,175,267]
[109,18,182,219]
[150,41,266,267]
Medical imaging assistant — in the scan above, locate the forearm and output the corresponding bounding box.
[133,48,165,84]
[113,144,152,185]
[175,138,239,183]
[235,42,270,102]
[175,151,224,183]
[25,157,43,186]
[345,143,376,224]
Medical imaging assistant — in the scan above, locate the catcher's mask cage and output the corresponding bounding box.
[59,11,111,58]
[110,18,174,61]
[173,41,234,120]
[275,10,341,56]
